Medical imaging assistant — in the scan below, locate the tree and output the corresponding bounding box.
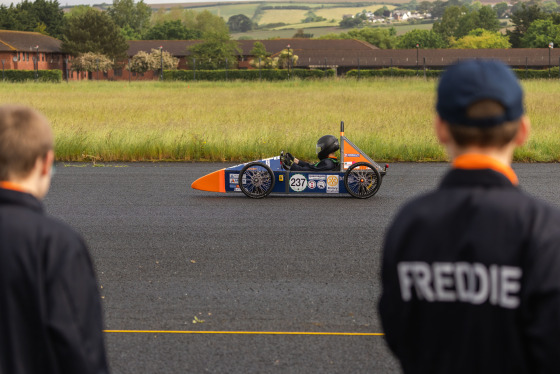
[347,28,397,49]
[31,0,64,38]
[107,0,151,37]
[250,41,269,59]
[476,6,501,32]
[433,6,466,39]
[434,5,501,40]
[339,16,362,28]
[493,2,509,18]
[520,19,560,48]
[227,14,253,32]
[451,28,512,48]
[62,8,129,61]
[71,52,113,73]
[318,28,397,49]
[276,48,298,69]
[417,1,432,14]
[507,3,547,48]
[127,48,178,76]
[0,0,64,38]
[188,31,240,69]
[542,1,560,14]
[143,20,202,40]
[196,10,229,35]
[292,29,313,38]
[374,6,389,17]
[397,29,449,49]
[431,0,448,19]
[249,42,276,69]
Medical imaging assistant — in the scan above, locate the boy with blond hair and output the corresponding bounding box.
[0,105,109,374]
[379,60,560,373]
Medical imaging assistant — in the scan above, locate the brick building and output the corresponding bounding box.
[0,30,86,80]
[1,29,560,80]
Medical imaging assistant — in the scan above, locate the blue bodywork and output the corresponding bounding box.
[224,156,351,194]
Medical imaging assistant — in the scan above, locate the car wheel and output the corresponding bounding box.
[344,162,381,199]
[239,162,275,199]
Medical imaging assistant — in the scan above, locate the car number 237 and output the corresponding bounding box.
[289,174,307,192]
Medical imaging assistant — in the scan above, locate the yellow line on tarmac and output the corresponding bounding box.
[105,330,384,336]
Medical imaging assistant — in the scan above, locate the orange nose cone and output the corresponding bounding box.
[191,169,226,193]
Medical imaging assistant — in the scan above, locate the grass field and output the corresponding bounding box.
[192,3,261,19]
[232,26,341,39]
[2,79,558,163]
[314,5,393,19]
[258,9,310,24]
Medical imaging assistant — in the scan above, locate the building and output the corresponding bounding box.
[1,29,560,80]
[0,30,86,80]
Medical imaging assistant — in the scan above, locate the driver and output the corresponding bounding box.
[282,135,340,171]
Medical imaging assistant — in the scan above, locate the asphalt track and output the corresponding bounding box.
[43,162,560,374]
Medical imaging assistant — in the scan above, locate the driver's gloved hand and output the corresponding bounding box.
[285,153,294,164]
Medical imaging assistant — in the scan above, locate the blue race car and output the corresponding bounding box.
[191,122,388,199]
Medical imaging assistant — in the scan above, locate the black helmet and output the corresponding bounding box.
[316,135,339,160]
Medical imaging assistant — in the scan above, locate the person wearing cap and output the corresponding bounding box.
[0,105,109,374]
[378,60,560,373]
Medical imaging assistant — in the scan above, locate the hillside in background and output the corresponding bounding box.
[145,1,430,39]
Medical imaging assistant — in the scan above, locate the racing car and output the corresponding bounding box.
[191,122,388,199]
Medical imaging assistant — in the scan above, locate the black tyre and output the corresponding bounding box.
[239,162,275,199]
[344,162,381,199]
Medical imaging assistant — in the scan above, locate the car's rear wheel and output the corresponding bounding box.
[344,162,381,199]
[239,162,275,199]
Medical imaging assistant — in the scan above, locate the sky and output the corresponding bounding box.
[0,0,252,7]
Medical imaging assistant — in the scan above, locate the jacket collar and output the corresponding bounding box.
[452,154,518,185]
[0,186,43,213]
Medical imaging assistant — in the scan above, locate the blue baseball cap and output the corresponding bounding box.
[436,60,524,127]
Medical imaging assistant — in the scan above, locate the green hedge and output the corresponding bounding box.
[347,67,560,80]
[347,68,443,78]
[513,67,560,79]
[164,68,336,81]
[0,70,62,82]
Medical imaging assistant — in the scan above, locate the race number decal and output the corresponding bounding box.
[289,174,308,192]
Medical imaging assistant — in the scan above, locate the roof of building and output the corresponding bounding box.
[127,38,378,59]
[351,48,560,68]
[0,30,61,53]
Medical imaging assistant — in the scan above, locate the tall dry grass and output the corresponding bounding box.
[0,78,558,162]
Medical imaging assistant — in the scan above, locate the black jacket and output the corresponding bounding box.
[0,187,109,374]
[290,157,339,172]
[379,168,560,374]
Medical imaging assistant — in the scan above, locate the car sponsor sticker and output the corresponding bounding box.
[289,174,307,192]
[279,175,284,182]
[308,180,316,189]
[309,174,326,180]
[327,175,339,193]
[345,153,360,158]
[317,180,326,190]
[344,161,354,170]
[229,174,239,184]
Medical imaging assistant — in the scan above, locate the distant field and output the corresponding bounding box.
[232,26,341,39]
[2,79,559,163]
[390,22,433,35]
[273,20,338,30]
[314,5,393,19]
[258,9,310,24]
[187,3,259,19]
